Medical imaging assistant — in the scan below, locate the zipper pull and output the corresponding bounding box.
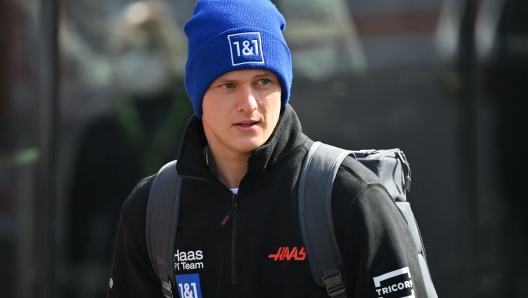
[221,209,233,227]
[220,194,239,227]
[232,193,239,210]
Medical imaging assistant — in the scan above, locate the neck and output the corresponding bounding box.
[207,147,250,189]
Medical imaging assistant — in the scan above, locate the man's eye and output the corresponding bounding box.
[259,79,270,85]
[222,83,234,89]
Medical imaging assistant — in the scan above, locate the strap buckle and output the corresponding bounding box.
[322,271,346,297]
[161,279,173,298]
[396,150,411,193]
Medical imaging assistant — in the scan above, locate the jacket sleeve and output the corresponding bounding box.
[107,178,165,298]
[332,162,428,298]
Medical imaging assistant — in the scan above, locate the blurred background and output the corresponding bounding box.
[0,0,527,297]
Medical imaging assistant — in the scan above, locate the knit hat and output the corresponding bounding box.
[183,0,292,118]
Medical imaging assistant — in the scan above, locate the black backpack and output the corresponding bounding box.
[145,141,438,298]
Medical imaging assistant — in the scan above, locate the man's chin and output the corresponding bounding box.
[232,138,267,153]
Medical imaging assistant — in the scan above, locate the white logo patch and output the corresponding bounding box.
[174,249,204,271]
[373,267,414,298]
[227,32,265,66]
[109,278,113,289]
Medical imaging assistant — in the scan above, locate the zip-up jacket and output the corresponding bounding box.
[107,105,427,298]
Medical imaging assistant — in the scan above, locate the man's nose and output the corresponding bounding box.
[237,84,258,113]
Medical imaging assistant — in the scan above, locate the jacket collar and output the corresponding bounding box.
[176,104,308,185]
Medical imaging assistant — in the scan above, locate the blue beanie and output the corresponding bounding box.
[183,0,292,118]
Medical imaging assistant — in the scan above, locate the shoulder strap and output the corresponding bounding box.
[146,160,182,298]
[299,142,352,298]
[396,202,438,297]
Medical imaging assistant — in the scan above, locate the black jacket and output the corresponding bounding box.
[107,105,427,298]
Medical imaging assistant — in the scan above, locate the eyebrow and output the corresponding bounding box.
[215,71,275,83]
[253,72,275,78]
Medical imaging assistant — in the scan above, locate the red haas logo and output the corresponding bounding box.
[268,247,306,261]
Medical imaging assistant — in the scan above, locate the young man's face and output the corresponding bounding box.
[202,69,282,158]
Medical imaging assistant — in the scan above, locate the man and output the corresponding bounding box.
[107,0,428,297]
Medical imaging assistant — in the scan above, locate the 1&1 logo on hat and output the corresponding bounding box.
[227,32,265,66]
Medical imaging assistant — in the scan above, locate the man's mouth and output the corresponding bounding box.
[235,121,259,127]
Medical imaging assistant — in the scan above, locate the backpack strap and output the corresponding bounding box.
[146,160,182,298]
[396,202,438,297]
[299,142,352,298]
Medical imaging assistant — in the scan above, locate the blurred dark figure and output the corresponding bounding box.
[480,0,528,295]
[485,0,528,215]
[436,0,528,296]
[64,2,191,297]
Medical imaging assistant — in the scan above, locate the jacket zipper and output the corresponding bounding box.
[230,194,239,284]
[182,174,240,284]
[219,193,239,284]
